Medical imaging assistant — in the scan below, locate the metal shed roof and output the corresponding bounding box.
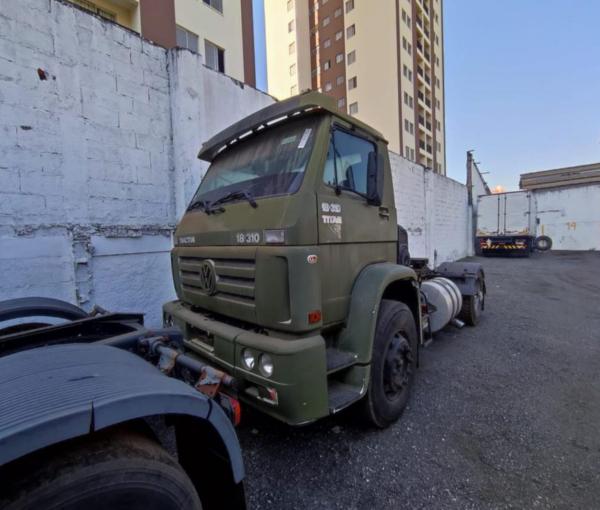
[519,162,600,190]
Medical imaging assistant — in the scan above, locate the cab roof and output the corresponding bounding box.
[198,91,387,162]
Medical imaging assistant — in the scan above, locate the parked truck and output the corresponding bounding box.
[476,191,552,255]
[163,91,486,427]
[0,92,486,507]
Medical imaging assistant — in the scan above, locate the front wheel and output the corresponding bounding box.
[362,300,418,428]
[0,429,202,510]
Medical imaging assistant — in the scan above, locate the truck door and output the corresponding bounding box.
[316,127,396,324]
[502,192,531,236]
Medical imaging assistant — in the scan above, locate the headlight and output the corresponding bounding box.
[242,349,255,370]
[259,354,274,378]
[264,229,285,244]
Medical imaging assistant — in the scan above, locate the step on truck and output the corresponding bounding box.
[163,91,486,427]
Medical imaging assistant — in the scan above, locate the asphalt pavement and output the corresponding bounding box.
[239,251,600,509]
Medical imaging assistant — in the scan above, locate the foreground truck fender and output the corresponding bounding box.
[338,262,421,362]
[0,342,245,509]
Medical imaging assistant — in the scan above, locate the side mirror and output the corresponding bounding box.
[367,151,383,205]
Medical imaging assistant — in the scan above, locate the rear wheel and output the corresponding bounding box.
[362,300,418,428]
[0,429,202,510]
[459,279,484,326]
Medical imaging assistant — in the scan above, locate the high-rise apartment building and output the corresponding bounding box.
[265,0,446,174]
[66,0,256,86]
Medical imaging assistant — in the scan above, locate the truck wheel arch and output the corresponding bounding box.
[338,262,421,364]
[0,344,245,507]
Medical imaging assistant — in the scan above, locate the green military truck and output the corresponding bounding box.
[164,92,486,428]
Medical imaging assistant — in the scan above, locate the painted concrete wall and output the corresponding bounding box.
[0,0,470,327]
[390,153,470,266]
[0,0,272,326]
[535,184,600,251]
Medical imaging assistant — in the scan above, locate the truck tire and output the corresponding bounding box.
[0,428,202,510]
[458,279,483,326]
[362,300,417,428]
[534,235,552,251]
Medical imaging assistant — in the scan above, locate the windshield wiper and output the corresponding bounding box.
[207,190,258,213]
[186,199,211,213]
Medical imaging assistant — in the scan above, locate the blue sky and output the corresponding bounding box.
[253,0,600,189]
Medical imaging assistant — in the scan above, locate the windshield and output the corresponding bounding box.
[191,115,320,206]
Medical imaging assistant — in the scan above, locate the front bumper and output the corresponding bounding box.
[163,300,329,425]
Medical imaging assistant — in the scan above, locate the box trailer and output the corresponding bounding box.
[476,191,551,255]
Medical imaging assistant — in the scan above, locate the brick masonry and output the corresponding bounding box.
[0,0,471,326]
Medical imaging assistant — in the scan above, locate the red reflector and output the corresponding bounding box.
[223,395,242,426]
[308,310,322,324]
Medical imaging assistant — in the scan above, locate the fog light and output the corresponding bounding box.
[259,354,274,377]
[242,349,255,370]
[264,229,285,244]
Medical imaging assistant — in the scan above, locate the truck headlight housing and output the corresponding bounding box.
[242,349,255,370]
[259,354,274,377]
[264,229,285,244]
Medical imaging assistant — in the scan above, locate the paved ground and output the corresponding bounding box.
[238,252,600,509]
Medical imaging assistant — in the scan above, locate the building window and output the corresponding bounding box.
[349,102,358,115]
[204,39,224,71]
[335,30,343,41]
[176,25,199,53]
[323,60,331,70]
[346,24,355,38]
[347,50,356,65]
[334,7,342,17]
[345,0,354,13]
[405,145,410,157]
[287,0,293,11]
[336,75,344,85]
[288,20,295,32]
[289,42,296,54]
[291,84,298,95]
[289,63,296,76]
[325,81,332,91]
[403,64,412,81]
[348,76,357,89]
[322,16,330,27]
[404,119,414,135]
[436,119,441,130]
[436,98,441,109]
[323,38,331,48]
[335,53,344,64]
[202,0,223,14]
[404,92,413,108]
[70,0,116,21]
[337,97,345,108]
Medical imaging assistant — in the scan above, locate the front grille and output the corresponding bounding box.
[178,256,256,307]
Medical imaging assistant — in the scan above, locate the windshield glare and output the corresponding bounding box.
[192,116,320,206]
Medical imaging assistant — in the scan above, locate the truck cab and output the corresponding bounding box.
[164,92,442,427]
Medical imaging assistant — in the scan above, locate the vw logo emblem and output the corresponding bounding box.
[198,260,217,295]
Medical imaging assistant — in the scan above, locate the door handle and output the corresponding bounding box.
[378,207,390,218]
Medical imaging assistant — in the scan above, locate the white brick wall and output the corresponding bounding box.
[0,0,471,326]
[0,0,275,325]
[390,154,471,266]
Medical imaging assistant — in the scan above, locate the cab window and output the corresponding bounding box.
[323,129,376,195]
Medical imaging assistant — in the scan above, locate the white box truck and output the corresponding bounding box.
[476,191,552,255]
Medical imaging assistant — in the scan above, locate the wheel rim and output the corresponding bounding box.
[383,332,413,401]
[538,240,548,249]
